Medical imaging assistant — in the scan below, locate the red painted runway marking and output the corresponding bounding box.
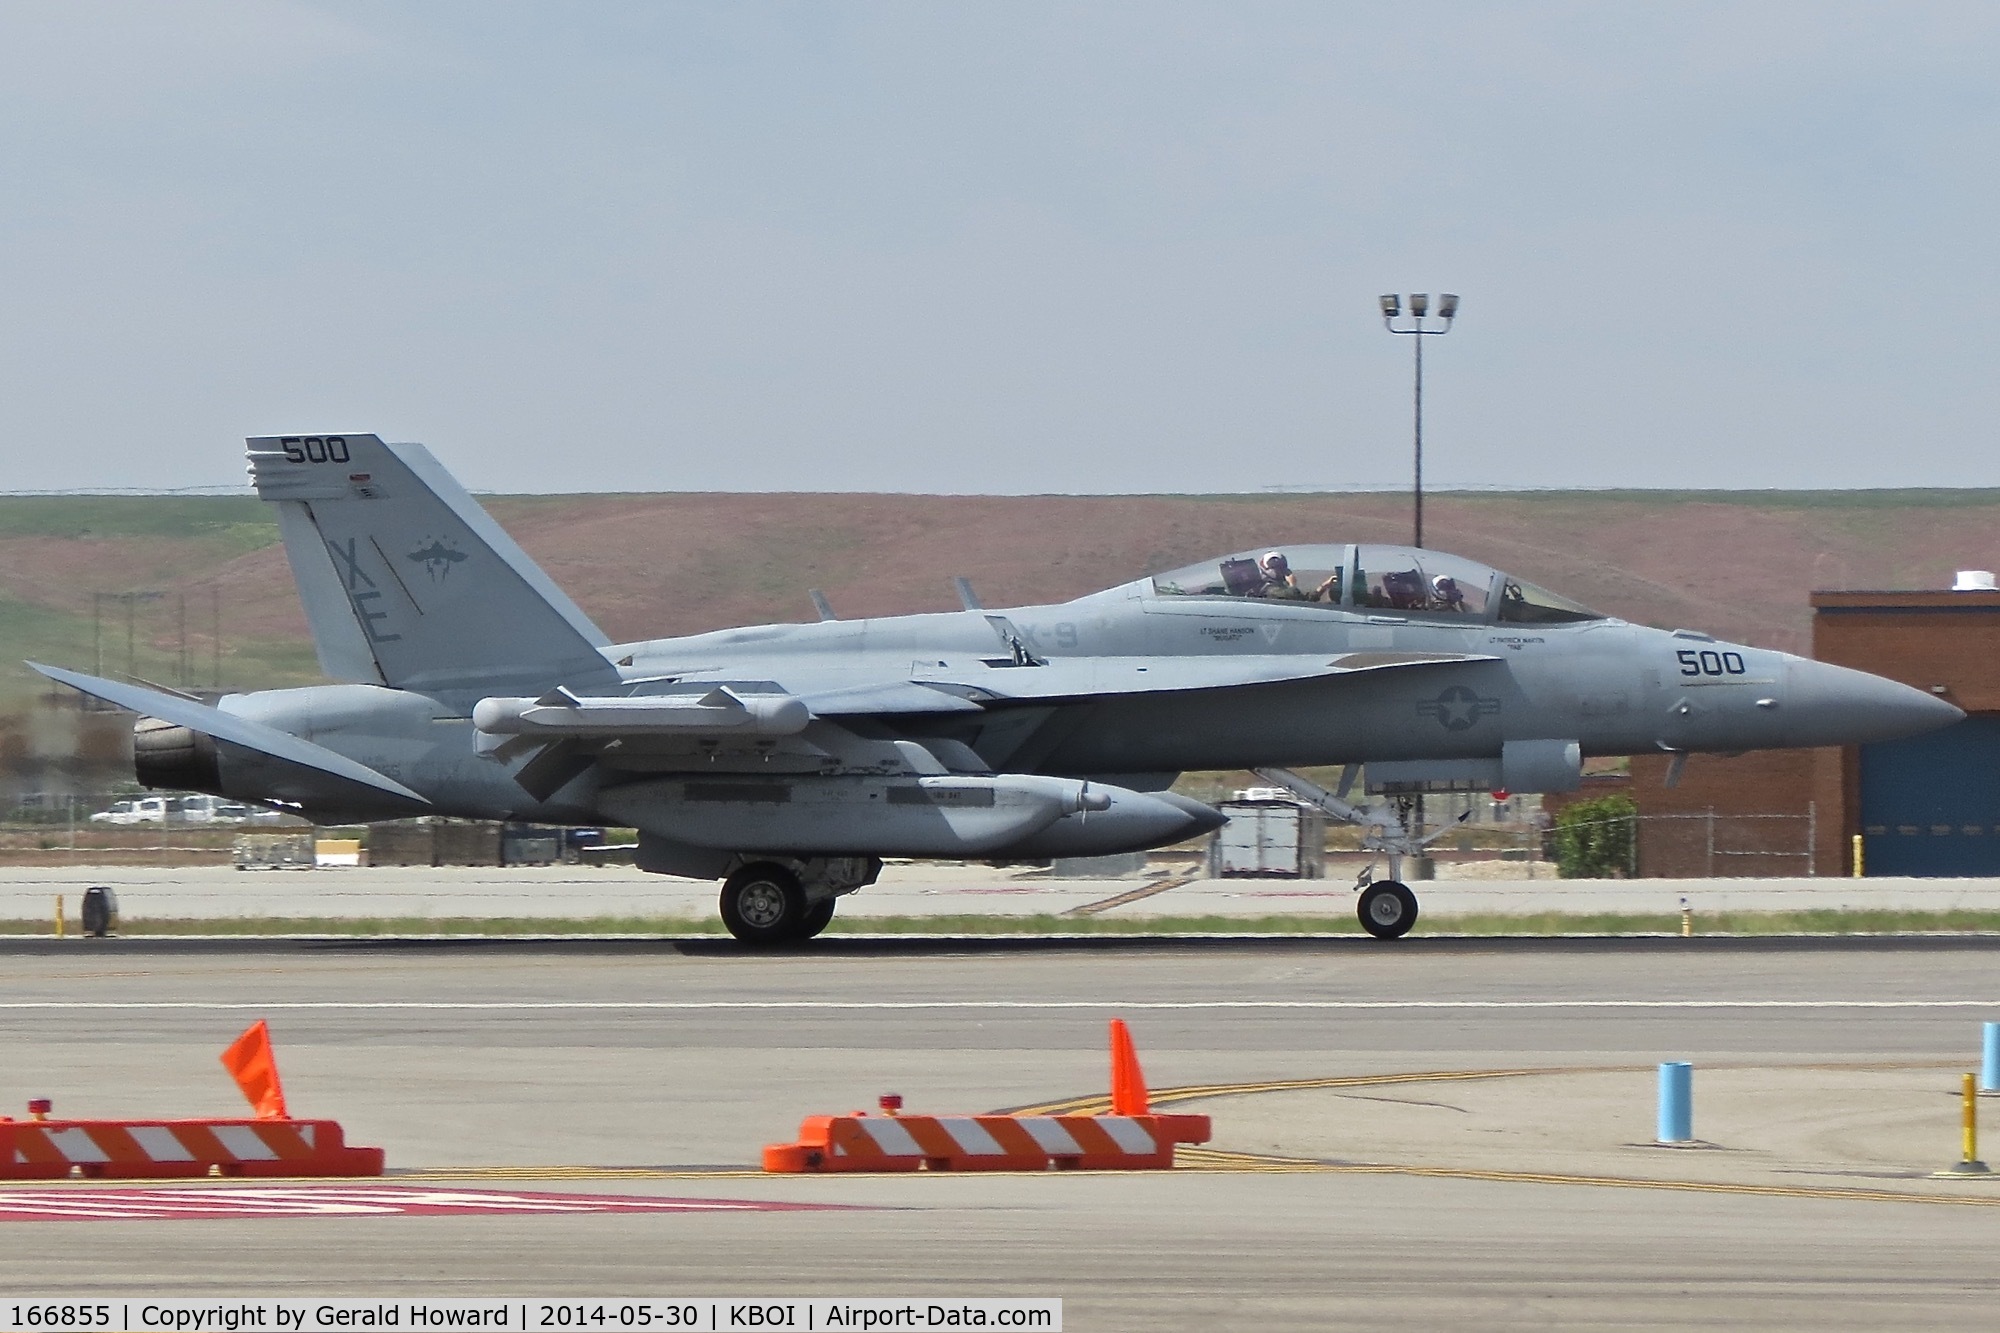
[0,1186,858,1222]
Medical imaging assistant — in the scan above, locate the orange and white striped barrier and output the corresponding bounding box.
[763,1018,1211,1172]
[0,1020,383,1180]
[763,1109,1208,1172]
[0,1115,384,1180]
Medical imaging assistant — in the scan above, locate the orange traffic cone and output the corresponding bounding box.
[1109,1018,1149,1115]
[219,1020,289,1120]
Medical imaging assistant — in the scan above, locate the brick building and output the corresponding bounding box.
[1594,584,2000,877]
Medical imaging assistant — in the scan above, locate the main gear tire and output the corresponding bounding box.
[795,897,837,940]
[1357,880,1419,940]
[720,863,807,945]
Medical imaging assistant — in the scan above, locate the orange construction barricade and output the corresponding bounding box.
[1,1021,382,1180]
[763,1018,1210,1172]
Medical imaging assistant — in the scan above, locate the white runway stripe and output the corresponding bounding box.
[0,999,1995,1011]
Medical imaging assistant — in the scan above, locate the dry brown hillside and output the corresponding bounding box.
[7,489,2000,698]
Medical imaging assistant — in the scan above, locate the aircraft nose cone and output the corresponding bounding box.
[1782,658,1965,747]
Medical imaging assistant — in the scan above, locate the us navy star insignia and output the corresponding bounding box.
[1417,684,1502,732]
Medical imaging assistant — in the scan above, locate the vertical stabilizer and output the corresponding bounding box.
[248,434,618,694]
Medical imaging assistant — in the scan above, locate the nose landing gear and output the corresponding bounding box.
[1250,766,1464,941]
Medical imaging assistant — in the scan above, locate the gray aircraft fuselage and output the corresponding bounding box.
[41,435,1961,944]
[215,549,1950,828]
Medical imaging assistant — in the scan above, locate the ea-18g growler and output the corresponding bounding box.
[35,434,1961,941]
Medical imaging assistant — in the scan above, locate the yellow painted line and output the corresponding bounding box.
[398,1154,2000,1207]
[1065,875,1199,918]
[397,1167,768,1181]
[1013,1060,2000,1205]
[7,1155,1988,1206]
[1189,1157,2000,1207]
[11,1061,1963,1201]
[1008,1058,1961,1117]
[1011,1066,1609,1116]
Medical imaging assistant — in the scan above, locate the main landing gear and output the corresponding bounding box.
[718,857,877,945]
[720,862,805,944]
[1251,766,1462,941]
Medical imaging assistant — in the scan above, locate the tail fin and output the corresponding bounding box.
[248,434,619,694]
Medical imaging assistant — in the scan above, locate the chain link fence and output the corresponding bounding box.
[1550,807,1818,877]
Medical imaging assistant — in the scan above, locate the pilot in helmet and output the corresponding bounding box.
[1430,574,1466,612]
[1256,552,1308,600]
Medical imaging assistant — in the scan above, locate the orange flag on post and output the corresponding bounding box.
[1109,1018,1150,1116]
[220,1019,289,1120]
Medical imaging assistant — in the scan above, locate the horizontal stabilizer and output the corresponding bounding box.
[29,663,428,806]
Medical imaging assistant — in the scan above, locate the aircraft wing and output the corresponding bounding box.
[775,650,1502,713]
[29,663,429,806]
[474,651,1495,738]
[925,651,1499,705]
[471,650,1500,794]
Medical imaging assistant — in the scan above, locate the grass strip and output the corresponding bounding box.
[5,909,2000,937]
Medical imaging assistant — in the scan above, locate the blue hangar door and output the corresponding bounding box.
[1860,716,2000,876]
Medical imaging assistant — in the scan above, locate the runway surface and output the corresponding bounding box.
[4,936,1999,1329]
[9,863,2000,923]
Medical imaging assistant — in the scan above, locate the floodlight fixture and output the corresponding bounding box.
[1409,293,1429,317]
[1437,293,1459,320]
[1379,294,1400,318]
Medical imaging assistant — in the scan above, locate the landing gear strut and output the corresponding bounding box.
[1251,766,1465,942]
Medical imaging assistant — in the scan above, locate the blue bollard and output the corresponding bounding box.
[1657,1061,1693,1143]
[1983,1022,1999,1094]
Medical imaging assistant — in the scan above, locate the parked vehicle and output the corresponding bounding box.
[90,796,170,825]
[176,794,256,824]
[89,794,257,825]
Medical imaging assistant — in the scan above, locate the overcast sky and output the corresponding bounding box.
[1,2,1996,494]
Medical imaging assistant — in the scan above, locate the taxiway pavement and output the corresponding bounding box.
[2,936,1999,1328]
[5,862,2000,924]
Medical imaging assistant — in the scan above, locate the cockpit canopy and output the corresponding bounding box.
[1148,544,1603,624]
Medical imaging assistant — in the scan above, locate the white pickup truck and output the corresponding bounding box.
[90,794,255,825]
[90,796,170,824]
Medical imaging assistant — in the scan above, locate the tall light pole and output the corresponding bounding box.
[1379,293,1459,548]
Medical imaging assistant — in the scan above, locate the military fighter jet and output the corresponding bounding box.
[33,434,1961,941]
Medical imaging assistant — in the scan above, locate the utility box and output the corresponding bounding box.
[80,886,118,937]
[500,825,563,866]
[1209,799,1325,878]
[313,838,364,868]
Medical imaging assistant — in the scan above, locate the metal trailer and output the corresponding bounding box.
[1208,799,1325,878]
[232,831,316,870]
